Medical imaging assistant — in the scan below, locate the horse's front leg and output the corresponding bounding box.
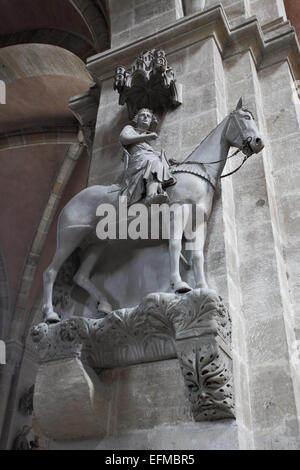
[184,206,208,289]
[192,249,208,289]
[169,206,192,293]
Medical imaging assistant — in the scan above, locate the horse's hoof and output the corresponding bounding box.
[97,300,112,314]
[171,281,192,294]
[44,312,61,324]
[195,284,208,290]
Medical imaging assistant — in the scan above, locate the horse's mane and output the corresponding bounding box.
[182,114,229,164]
[181,107,255,164]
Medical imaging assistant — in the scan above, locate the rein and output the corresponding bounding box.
[172,110,254,180]
[171,149,249,180]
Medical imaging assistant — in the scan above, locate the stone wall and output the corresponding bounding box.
[5,0,300,450]
[79,0,300,450]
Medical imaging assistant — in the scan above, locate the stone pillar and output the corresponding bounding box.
[223,48,300,449]
[0,342,40,450]
[183,0,206,16]
[0,341,25,448]
[259,59,300,436]
[0,360,15,445]
[249,0,286,25]
[34,358,109,441]
[108,0,184,49]
[206,0,251,27]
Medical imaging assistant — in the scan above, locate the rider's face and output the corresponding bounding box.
[137,110,152,130]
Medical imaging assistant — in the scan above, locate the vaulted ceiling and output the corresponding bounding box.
[0,2,110,342]
[0,0,110,60]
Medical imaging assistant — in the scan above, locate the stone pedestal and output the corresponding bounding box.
[34,359,109,441]
[31,289,234,443]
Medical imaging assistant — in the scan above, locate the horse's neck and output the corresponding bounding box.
[184,117,230,181]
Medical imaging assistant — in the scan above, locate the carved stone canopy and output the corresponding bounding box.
[114,49,182,119]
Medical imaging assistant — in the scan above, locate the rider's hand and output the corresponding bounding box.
[146,132,158,140]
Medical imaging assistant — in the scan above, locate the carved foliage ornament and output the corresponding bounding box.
[177,340,234,420]
[114,49,182,119]
[32,289,234,421]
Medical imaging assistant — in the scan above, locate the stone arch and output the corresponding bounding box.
[0,0,110,61]
[69,0,110,51]
[0,44,93,341]
[0,251,9,340]
[0,80,5,104]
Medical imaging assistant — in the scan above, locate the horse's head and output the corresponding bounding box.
[225,98,264,157]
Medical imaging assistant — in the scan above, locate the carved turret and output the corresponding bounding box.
[113,49,182,119]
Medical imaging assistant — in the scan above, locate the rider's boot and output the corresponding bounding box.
[145,182,169,205]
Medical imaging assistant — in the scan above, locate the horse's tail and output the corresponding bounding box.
[53,248,81,310]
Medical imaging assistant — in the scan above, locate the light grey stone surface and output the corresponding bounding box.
[50,419,239,450]
[223,47,300,449]
[32,289,234,440]
[16,0,300,451]
[108,0,184,48]
[85,6,300,449]
[183,0,206,16]
[34,358,109,441]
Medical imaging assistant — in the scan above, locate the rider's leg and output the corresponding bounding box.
[146,180,159,197]
[145,179,169,205]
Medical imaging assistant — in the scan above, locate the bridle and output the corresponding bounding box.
[172,111,254,179]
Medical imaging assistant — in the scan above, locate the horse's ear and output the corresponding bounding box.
[236,97,243,110]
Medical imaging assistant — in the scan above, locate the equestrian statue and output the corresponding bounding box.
[42,98,264,323]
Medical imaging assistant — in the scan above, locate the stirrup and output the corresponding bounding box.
[145,192,169,206]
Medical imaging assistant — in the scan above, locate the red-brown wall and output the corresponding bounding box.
[285,0,300,40]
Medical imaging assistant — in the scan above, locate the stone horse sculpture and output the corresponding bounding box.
[42,98,264,323]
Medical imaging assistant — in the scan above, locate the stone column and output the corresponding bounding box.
[3,345,38,450]
[108,0,184,49]
[183,0,206,16]
[206,0,251,27]
[259,59,300,436]
[34,358,109,441]
[249,0,286,25]
[223,47,300,449]
[0,341,24,448]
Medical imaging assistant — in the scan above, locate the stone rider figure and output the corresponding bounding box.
[119,108,176,205]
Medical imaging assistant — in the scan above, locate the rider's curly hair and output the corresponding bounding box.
[132,108,158,130]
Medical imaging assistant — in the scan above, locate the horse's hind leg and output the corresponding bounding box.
[42,226,90,323]
[73,243,112,315]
